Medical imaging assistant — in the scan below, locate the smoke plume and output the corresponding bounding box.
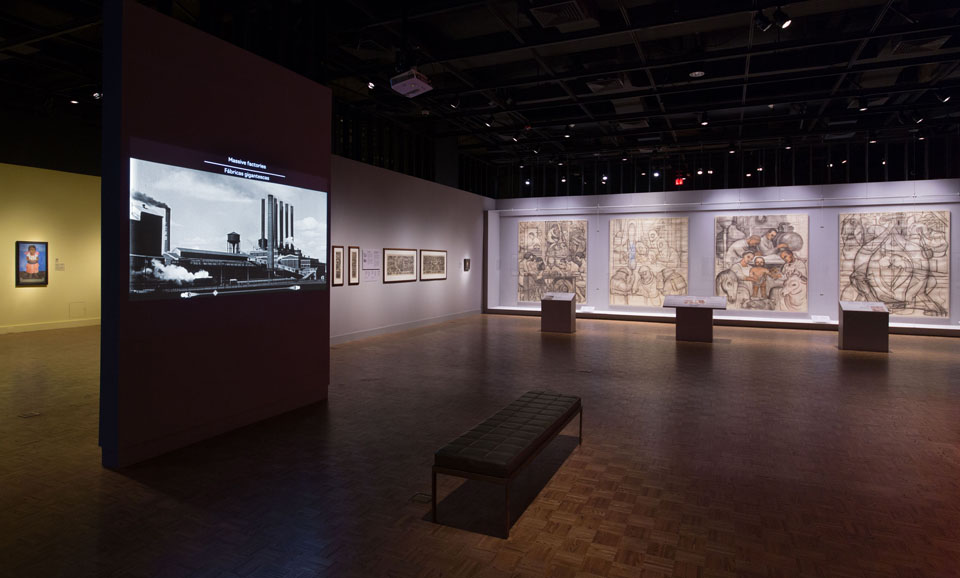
[150,259,211,284]
[133,191,170,209]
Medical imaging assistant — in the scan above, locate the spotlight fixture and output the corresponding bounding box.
[689,70,705,78]
[935,92,951,103]
[561,177,567,183]
[773,7,791,29]
[746,173,752,178]
[858,98,868,112]
[707,169,714,175]
[92,92,102,100]
[601,175,608,182]
[512,136,519,142]
[449,102,458,109]
[729,149,736,154]
[882,159,886,165]
[652,171,660,178]
[828,163,834,168]
[70,99,78,104]
[621,157,628,162]
[785,145,792,150]
[524,179,531,186]
[699,112,708,126]
[520,164,524,169]
[842,159,848,164]
[484,120,492,128]
[918,136,925,141]
[641,172,647,176]
[367,81,375,89]
[757,167,763,172]
[558,161,564,166]
[869,139,877,144]
[568,123,576,128]
[533,149,539,155]
[755,11,773,32]
[912,113,924,124]
[564,134,570,138]
[697,169,703,175]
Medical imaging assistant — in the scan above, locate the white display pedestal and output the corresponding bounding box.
[541,292,576,333]
[663,296,727,343]
[839,301,889,352]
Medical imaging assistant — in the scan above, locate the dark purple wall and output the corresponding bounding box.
[101,0,331,467]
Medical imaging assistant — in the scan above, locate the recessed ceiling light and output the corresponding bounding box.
[842,159,848,164]
[746,173,752,177]
[92,92,102,99]
[484,121,491,127]
[524,179,531,185]
[701,120,709,126]
[621,157,628,162]
[568,123,576,128]
[882,160,886,165]
[828,163,834,168]
[564,134,570,138]
[601,175,608,181]
[869,139,877,144]
[729,149,736,154]
[70,99,78,104]
[697,169,703,175]
[689,70,705,78]
[520,164,524,168]
[918,136,925,141]
[785,145,792,150]
[512,136,518,142]
[561,177,567,183]
[558,161,564,166]
[652,171,660,178]
[707,169,714,175]
[757,167,763,171]
[367,81,375,89]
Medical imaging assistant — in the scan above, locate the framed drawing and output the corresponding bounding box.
[463,258,471,272]
[331,245,344,286]
[420,249,447,281]
[348,246,360,285]
[16,241,48,287]
[383,248,417,283]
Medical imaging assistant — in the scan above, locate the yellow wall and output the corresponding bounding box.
[0,163,101,334]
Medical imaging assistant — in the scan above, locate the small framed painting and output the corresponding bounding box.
[420,249,447,281]
[331,245,344,286]
[383,248,417,283]
[463,258,471,272]
[16,241,48,287]
[348,246,360,285]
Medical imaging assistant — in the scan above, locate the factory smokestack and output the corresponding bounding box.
[164,207,171,253]
[260,198,265,250]
[274,198,279,250]
[280,202,286,252]
[290,205,294,249]
[267,194,275,269]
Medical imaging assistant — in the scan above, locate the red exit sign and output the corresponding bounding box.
[674,177,685,186]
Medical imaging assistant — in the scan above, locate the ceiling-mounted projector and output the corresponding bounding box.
[390,68,433,98]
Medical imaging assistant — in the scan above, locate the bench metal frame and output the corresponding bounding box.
[432,404,582,538]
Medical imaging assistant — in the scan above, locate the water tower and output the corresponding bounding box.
[227,232,241,254]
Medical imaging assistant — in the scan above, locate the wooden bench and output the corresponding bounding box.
[432,391,582,537]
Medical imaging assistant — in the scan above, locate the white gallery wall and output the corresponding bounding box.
[330,156,494,343]
[487,179,960,332]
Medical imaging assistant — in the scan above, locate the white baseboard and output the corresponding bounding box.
[0,318,101,335]
[331,310,480,345]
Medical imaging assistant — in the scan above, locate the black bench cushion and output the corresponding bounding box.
[434,391,581,477]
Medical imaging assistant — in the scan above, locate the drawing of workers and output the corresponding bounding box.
[623,222,638,270]
[610,268,633,304]
[655,238,681,267]
[519,252,543,301]
[759,228,788,256]
[723,235,761,268]
[778,248,807,282]
[632,266,661,305]
[571,253,587,302]
[661,269,687,296]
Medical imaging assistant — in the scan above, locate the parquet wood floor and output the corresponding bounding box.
[1,316,959,577]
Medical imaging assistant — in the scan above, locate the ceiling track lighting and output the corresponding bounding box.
[858,98,868,112]
[772,7,791,29]
[755,11,773,32]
